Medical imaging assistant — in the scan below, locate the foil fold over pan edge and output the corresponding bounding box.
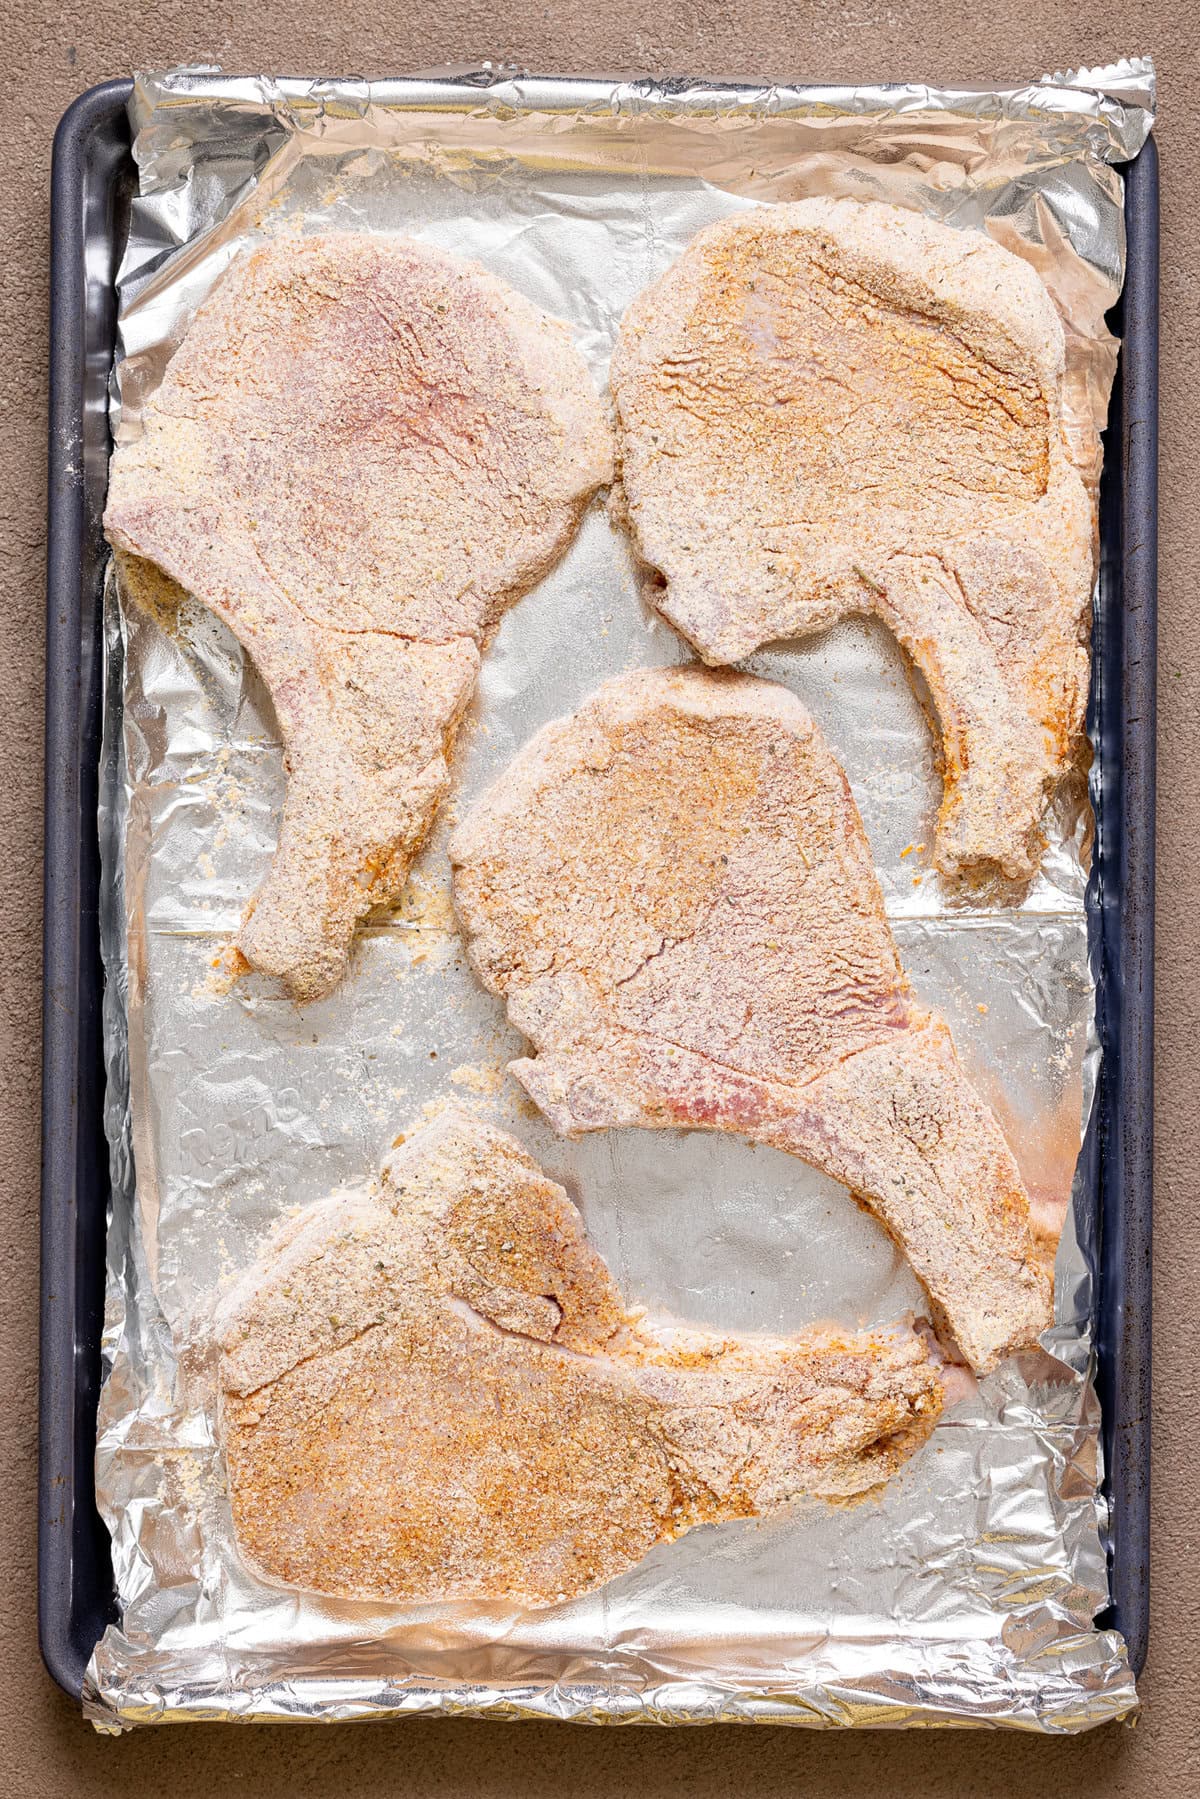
[84,60,1153,1732]
[126,59,1154,151]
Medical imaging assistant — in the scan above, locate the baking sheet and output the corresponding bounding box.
[86,61,1153,1731]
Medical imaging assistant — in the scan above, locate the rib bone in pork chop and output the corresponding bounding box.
[217,1111,942,1606]
[105,234,611,1000]
[611,199,1094,881]
[451,666,1052,1373]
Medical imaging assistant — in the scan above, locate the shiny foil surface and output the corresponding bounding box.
[86,60,1154,1731]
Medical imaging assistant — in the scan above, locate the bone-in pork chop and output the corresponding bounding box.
[217,1111,942,1606]
[611,199,1094,881]
[105,234,611,1000]
[451,666,1052,1373]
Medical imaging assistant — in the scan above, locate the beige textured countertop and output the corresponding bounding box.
[3,7,1196,1794]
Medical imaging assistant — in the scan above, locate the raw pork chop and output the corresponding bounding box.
[611,199,1094,881]
[105,234,611,1000]
[217,1111,942,1606]
[451,666,1052,1373]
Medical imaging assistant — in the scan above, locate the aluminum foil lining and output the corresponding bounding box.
[85,60,1155,1733]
